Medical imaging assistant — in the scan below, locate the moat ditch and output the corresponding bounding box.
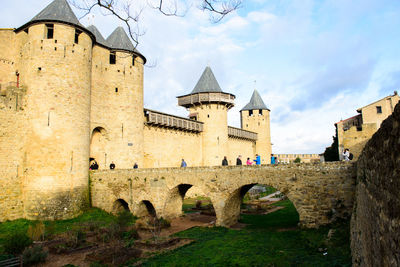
[0,185,351,266]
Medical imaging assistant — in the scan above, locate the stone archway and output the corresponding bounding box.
[90,127,109,169]
[112,199,130,215]
[215,183,257,226]
[163,184,193,219]
[136,200,157,217]
[214,182,300,227]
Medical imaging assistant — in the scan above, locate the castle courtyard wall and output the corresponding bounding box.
[227,137,255,165]
[143,125,203,168]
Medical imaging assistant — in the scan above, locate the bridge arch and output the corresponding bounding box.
[112,198,130,215]
[136,200,157,217]
[213,177,302,227]
[163,183,198,219]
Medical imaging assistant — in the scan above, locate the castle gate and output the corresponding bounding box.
[90,162,355,228]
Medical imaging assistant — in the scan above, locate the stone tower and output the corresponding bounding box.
[13,0,95,219]
[177,67,235,166]
[90,26,145,169]
[240,90,271,164]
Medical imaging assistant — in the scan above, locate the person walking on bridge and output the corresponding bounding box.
[254,154,261,165]
[222,156,228,166]
[181,159,187,167]
[236,155,242,165]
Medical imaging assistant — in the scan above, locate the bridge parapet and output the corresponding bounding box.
[90,162,356,228]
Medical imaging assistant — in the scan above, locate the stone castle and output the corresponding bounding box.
[335,91,399,160]
[0,0,271,221]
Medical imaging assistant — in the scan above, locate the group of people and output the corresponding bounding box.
[89,160,139,170]
[222,154,262,166]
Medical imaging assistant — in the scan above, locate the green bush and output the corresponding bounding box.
[116,210,136,228]
[3,232,32,255]
[294,157,301,163]
[90,261,109,267]
[22,245,48,266]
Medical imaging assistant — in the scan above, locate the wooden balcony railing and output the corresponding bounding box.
[228,126,257,141]
[177,92,235,108]
[144,109,203,132]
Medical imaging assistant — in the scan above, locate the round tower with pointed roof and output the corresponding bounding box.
[12,0,96,220]
[240,90,272,164]
[89,25,145,169]
[177,67,235,166]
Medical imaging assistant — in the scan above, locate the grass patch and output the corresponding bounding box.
[0,208,118,254]
[182,197,212,213]
[141,199,351,267]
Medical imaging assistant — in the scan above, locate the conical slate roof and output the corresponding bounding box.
[106,27,136,52]
[30,0,83,27]
[241,90,269,111]
[191,66,223,94]
[87,25,108,47]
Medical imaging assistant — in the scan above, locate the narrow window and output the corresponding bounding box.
[132,55,136,66]
[259,109,263,115]
[46,24,54,39]
[74,29,82,44]
[109,52,116,64]
[376,106,382,114]
[115,88,118,93]
[249,110,253,116]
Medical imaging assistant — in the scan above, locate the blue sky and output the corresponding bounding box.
[1,0,400,153]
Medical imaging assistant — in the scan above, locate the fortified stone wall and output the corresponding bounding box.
[227,137,255,165]
[0,85,27,221]
[189,104,229,166]
[0,29,16,85]
[143,125,202,168]
[90,162,355,228]
[17,23,92,220]
[90,45,144,169]
[241,109,271,164]
[351,104,400,266]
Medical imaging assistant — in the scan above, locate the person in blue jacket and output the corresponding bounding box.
[253,154,261,165]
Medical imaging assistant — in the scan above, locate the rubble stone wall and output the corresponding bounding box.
[351,104,400,266]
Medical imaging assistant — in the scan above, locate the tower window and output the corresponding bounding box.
[46,24,54,39]
[376,106,382,114]
[74,29,82,44]
[115,88,118,93]
[109,52,116,64]
[249,110,253,116]
[132,55,136,66]
[259,109,263,115]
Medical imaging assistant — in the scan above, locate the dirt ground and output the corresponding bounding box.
[39,212,216,267]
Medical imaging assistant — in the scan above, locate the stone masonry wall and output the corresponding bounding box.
[91,162,355,228]
[351,104,400,266]
[0,85,27,221]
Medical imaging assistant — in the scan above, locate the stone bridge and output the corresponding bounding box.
[90,162,355,228]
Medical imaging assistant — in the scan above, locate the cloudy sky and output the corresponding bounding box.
[1,0,400,154]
